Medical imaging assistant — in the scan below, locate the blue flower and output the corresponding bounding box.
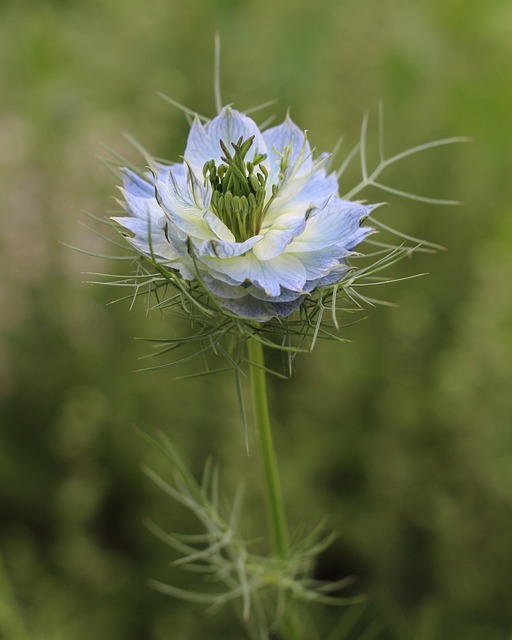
[113,107,374,321]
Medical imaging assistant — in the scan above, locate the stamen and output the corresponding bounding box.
[203,137,270,242]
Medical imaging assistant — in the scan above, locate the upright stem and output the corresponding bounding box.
[247,338,301,640]
[247,337,289,559]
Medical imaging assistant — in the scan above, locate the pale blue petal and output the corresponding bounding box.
[184,108,268,177]
[154,162,186,183]
[203,210,235,242]
[263,165,338,226]
[200,273,249,300]
[246,285,303,303]
[345,225,374,251]
[288,248,345,280]
[120,187,162,223]
[259,253,308,294]
[112,215,194,279]
[182,118,213,178]
[263,116,313,185]
[208,107,267,161]
[154,164,191,212]
[117,168,196,274]
[217,295,271,319]
[303,266,349,291]
[287,200,372,252]
[294,166,338,204]
[218,294,304,321]
[112,215,157,238]
[220,257,280,297]
[270,170,312,209]
[198,234,263,259]
[197,252,307,297]
[253,213,308,261]
[156,163,210,214]
[155,166,213,240]
[122,169,154,198]
[156,216,189,256]
[111,216,168,256]
[195,265,239,287]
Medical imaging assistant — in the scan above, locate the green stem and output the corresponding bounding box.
[247,337,300,640]
[247,337,289,558]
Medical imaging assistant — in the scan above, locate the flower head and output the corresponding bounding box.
[113,107,374,322]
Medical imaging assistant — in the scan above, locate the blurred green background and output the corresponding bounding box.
[1,0,512,638]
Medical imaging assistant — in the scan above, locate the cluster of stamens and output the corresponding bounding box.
[203,136,271,242]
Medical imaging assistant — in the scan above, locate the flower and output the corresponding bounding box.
[113,107,375,321]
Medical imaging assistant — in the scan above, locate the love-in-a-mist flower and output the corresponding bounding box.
[113,107,375,321]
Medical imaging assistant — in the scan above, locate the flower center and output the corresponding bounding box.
[203,136,270,242]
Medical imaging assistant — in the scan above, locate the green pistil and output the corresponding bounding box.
[203,136,274,242]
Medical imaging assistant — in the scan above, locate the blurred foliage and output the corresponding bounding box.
[1,0,512,638]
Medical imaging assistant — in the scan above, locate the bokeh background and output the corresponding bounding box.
[1,0,511,638]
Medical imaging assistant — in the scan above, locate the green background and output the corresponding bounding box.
[1,0,511,638]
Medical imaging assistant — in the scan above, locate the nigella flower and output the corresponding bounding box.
[113,107,375,321]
